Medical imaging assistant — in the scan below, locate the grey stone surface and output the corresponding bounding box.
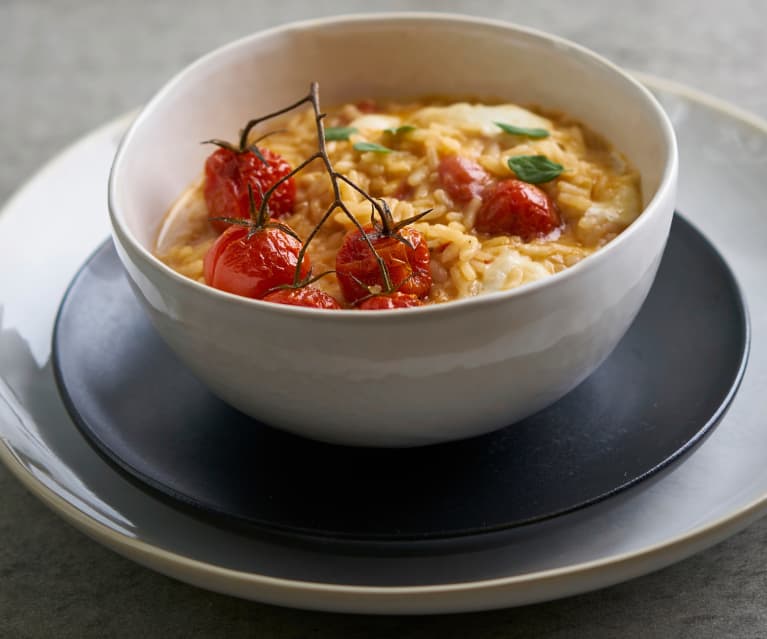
[1,0,766,636]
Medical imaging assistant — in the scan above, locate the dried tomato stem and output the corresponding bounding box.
[238,94,314,151]
[255,151,322,221]
[267,269,336,296]
[249,182,267,226]
[201,138,240,152]
[232,82,394,292]
[264,221,301,243]
[305,82,393,292]
[393,207,435,233]
[252,129,288,145]
[334,173,388,223]
[292,202,338,285]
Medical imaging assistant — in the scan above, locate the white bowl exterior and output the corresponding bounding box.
[109,15,677,446]
[113,200,672,447]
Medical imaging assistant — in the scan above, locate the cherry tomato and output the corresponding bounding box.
[203,224,310,299]
[475,179,560,240]
[262,287,341,309]
[437,155,490,204]
[204,147,296,233]
[355,99,378,114]
[358,292,424,310]
[335,225,432,304]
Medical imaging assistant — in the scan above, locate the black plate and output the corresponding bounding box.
[52,214,749,543]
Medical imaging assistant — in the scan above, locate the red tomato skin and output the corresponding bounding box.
[203,225,310,299]
[262,287,342,309]
[393,180,414,201]
[437,155,491,204]
[335,225,432,304]
[358,293,424,310]
[475,179,560,240]
[355,99,378,114]
[203,147,296,233]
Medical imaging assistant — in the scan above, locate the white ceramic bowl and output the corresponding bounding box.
[109,13,677,447]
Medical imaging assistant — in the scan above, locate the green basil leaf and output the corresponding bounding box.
[507,155,564,183]
[324,126,358,141]
[384,124,416,136]
[353,141,392,154]
[495,122,550,139]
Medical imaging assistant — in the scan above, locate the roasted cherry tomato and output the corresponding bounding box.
[475,178,560,240]
[358,292,424,310]
[262,287,341,309]
[335,225,432,304]
[204,147,296,233]
[437,155,491,204]
[355,99,378,114]
[203,224,310,299]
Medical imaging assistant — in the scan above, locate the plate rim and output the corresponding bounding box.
[48,218,751,543]
[1,71,767,611]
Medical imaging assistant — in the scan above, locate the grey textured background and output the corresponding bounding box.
[2,1,767,637]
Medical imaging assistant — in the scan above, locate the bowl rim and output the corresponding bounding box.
[108,11,678,320]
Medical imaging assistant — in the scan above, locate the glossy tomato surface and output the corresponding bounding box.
[262,287,341,309]
[203,224,310,299]
[437,155,490,204]
[475,179,560,240]
[204,147,295,233]
[335,225,432,304]
[357,292,424,310]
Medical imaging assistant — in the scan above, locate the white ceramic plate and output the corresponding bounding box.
[1,75,766,614]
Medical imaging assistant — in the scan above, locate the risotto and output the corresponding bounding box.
[156,95,641,307]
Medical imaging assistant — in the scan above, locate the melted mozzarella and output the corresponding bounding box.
[577,179,641,245]
[411,103,552,136]
[349,114,401,132]
[482,250,551,292]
